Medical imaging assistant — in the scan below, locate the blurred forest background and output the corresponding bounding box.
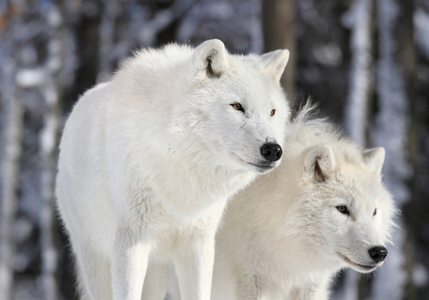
[0,0,428,299]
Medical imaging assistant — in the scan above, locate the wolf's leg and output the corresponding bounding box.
[174,202,225,300]
[112,227,151,300]
[75,262,96,300]
[141,262,169,300]
[165,265,181,300]
[75,243,113,300]
[174,236,215,300]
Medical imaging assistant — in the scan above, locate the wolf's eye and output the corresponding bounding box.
[336,206,350,216]
[231,103,245,113]
[270,109,276,116]
[373,208,377,216]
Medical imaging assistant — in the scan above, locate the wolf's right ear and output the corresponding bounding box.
[363,147,385,179]
[193,39,229,79]
[303,144,336,183]
[260,49,290,84]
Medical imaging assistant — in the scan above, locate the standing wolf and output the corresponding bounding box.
[55,39,290,300]
[210,104,396,300]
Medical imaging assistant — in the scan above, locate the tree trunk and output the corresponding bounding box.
[39,3,64,300]
[370,0,412,298]
[342,1,374,298]
[344,0,374,146]
[0,59,22,300]
[0,7,23,299]
[262,0,296,99]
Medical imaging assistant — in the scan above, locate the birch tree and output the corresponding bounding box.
[0,62,22,300]
[0,4,23,299]
[370,0,411,298]
[38,3,64,300]
[343,0,373,146]
[12,2,65,298]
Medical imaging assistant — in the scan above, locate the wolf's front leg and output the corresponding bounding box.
[141,262,170,300]
[174,236,215,300]
[112,227,151,300]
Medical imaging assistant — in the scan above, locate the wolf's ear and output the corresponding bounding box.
[193,39,229,79]
[363,147,385,179]
[260,49,290,84]
[303,144,336,183]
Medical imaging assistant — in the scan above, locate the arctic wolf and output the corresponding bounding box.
[211,104,395,300]
[55,39,290,300]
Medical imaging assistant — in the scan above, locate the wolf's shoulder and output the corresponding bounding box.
[118,43,194,73]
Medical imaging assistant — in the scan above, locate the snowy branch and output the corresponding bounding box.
[16,68,47,88]
[137,0,195,45]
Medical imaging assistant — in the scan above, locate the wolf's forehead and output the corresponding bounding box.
[228,75,281,103]
[346,179,380,209]
[225,60,287,110]
[333,169,379,200]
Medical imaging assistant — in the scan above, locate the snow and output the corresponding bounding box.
[414,8,429,59]
[413,263,429,287]
[47,4,62,27]
[13,217,34,272]
[312,43,342,66]
[40,114,59,155]
[15,68,46,88]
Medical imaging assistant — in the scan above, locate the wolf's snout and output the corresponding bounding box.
[260,143,283,162]
[368,246,388,263]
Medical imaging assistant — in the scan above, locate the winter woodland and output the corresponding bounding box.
[0,0,429,299]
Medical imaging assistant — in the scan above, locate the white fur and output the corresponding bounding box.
[55,39,290,300]
[210,103,396,300]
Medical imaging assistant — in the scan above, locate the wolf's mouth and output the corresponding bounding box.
[231,154,275,173]
[337,252,377,272]
[247,162,274,172]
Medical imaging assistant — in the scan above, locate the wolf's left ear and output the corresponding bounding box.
[193,39,229,79]
[303,144,336,183]
[260,49,290,84]
[363,147,385,178]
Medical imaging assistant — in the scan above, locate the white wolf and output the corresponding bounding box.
[55,39,290,300]
[210,104,396,300]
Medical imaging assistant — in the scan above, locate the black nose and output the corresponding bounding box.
[260,143,283,162]
[368,246,388,263]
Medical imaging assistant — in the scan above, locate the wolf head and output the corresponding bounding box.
[178,39,290,174]
[297,143,395,273]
